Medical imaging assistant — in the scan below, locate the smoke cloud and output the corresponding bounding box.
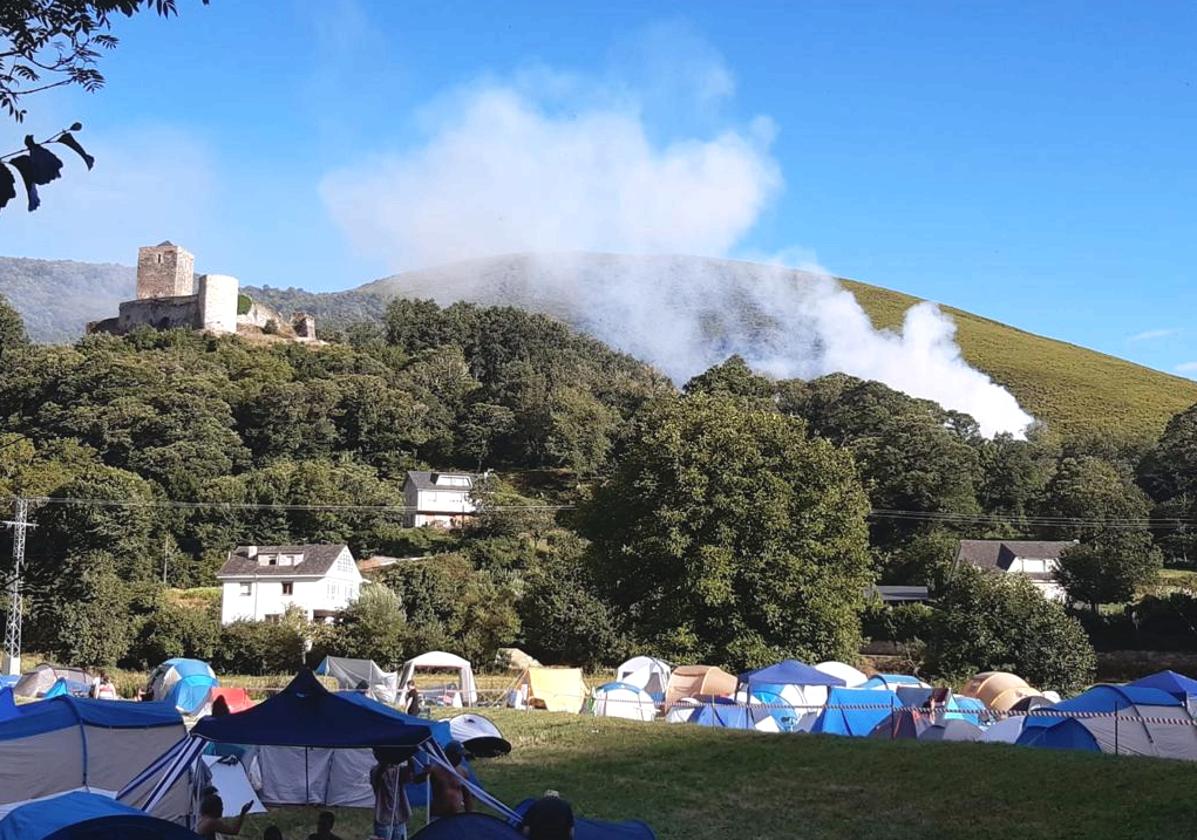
[321,57,1033,437]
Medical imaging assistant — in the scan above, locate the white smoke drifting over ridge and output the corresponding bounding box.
[322,74,1033,437]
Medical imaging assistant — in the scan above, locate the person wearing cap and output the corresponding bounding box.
[521,793,575,840]
[429,740,473,818]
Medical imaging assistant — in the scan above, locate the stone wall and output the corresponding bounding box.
[137,244,195,300]
[198,274,238,335]
[116,295,201,332]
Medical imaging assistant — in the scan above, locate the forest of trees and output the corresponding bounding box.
[0,293,1193,692]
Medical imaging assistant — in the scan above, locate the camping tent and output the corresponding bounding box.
[980,716,1027,744]
[861,674,929,691]
[810,687,899,736]
[686,700,780,732]
[961,671,1043,713]
[0,695,190,820]
[0,791,196,840]
[592,682,657,722]
[250,688,452,808]
[664,666,737,710]
[315,656,399,704]
[0,689,15,722]
[739,660,845,709]
[814,661,868,688]
[869,707,932,740]
[1017,717,1100,752]
[919,719,984,742]
[1128,670,1197,707]
[449,714,511,758]
[13,664,92,699]
[209,686,254,714]
[513,667,588,714]
[892,687,989,724]
[398,651,478,707]
[147,658,218,715]
[615,657,671,701]
[1017,685,1197,759]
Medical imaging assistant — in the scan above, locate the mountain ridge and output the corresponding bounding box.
[2,251,1193,444]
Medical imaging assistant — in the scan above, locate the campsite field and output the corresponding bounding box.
[243,710,1197,840]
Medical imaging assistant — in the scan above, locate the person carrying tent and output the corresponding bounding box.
[370,752,424,840]
[196,791,252,840]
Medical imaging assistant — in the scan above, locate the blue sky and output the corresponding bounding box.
[3,1,1195,378]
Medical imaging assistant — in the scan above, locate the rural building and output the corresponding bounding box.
[954,539,1076,601]
[87,241,318,341]
[216,543,362,625]
[402,470,480,527]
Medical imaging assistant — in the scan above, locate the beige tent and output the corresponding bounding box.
[961,671,1043,712]
[665,665,738,710]
[514,667,588,714]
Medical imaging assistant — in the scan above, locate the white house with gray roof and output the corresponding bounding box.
[216,543,362,625]
[402,470,480,528]
[955,539,1077,601]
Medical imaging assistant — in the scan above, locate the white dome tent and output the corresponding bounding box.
[397,651,477,706]
[449,714,511,758]
[615,657,671,701]
[980,717,1026,744]
[814,661,868,688]
[592,682,657,722]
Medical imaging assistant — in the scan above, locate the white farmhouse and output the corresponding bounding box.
[216,543,363,625]
[402,470,479,528]
[955,539,1077,601]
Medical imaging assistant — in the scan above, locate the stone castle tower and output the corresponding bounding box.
[137,241,195,299]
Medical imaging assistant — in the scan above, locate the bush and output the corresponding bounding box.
[862,602,936,643]
[924,566,1096,693]
[336,584,407,668]
[124,601,221,669]
[213,620,307,674]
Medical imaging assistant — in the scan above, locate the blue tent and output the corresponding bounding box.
[0,687,17,721]
[0,791,197,840]
[42,678,69,699]
[810,687,899,736]
[1021,684,1178,734]
[687,702,775,730]
[861,674,926,691]
[739,660,845,689]
[150,658,218,715]
[1016,717,1100,752]
[1128,670,1197,701]
[193,670,431,751]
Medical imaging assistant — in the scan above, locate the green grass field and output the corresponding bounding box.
[244,710,1197,840]
[844,279,1197,445]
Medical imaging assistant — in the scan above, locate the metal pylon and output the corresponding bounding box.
[3,499,33,676]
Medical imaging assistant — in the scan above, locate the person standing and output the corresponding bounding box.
[196,793,252,840]
[404,681,422,717]
[429,741,472,819]
[370,755,420,840]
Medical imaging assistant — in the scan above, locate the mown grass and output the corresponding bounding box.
[243,710,1197,840]
[843,279,1197,445]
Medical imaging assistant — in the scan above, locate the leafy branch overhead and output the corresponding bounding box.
[0,124,94,213]
[0,1,209,122]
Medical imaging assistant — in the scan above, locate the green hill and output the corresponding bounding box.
[844,279,1197,444]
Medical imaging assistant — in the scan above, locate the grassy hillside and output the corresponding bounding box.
[844,279,1197,444]
[246,710,1197,840]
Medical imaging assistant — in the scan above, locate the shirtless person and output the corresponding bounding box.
[196,793,252,839]
[429,741,473,818]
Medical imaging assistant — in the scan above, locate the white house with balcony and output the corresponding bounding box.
[402,470,480,528]
[216,543,363,625]
[955,539,1077,601]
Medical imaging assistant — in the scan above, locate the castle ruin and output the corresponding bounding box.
[87,242,316,341]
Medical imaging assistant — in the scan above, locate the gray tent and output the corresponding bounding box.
[919,719,984,742]
[314,656,398,704]
[13,664,93,699]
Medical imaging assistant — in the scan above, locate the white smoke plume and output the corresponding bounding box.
[321,60,1033,437]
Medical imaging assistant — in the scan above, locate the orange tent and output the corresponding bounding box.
[960,671,1042,713]
[664,665,737,709]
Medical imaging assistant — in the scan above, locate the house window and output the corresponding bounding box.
[337,554,353,572]
[239,583,252,596]
[327,582,337,599]
[281,581,294,595]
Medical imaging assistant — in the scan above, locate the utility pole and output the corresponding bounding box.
[3,498,34,676]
